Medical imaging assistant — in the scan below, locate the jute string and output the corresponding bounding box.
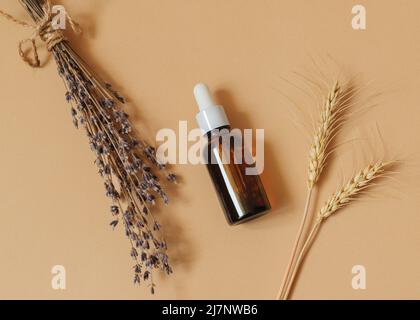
[0,0,82,67]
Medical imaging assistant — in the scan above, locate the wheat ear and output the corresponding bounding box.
[277,82,341,299]
[308,81,341,188]
[281,162,389,299]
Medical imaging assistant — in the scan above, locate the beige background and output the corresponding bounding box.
[0,0,419,299]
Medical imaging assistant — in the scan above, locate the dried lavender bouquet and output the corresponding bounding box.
[15,0,176,293]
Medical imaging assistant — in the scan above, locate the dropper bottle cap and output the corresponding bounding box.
[194,83,230,134]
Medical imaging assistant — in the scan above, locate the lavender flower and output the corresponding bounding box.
[19,0,177,294]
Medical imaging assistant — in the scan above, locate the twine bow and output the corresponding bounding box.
[0,0,82,67]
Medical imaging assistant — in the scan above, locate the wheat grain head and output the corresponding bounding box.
[318,162,388,220]
[308,82,341,189]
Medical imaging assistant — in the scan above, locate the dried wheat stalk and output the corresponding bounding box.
[281,162,390,299]
[277,81,342,299]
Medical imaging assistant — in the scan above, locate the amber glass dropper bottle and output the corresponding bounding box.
[194,83,271,225]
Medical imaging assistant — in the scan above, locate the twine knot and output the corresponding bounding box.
[0,0,82,68]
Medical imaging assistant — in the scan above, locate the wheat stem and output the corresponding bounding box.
[282,219,322,299]
[276,188,313,299]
